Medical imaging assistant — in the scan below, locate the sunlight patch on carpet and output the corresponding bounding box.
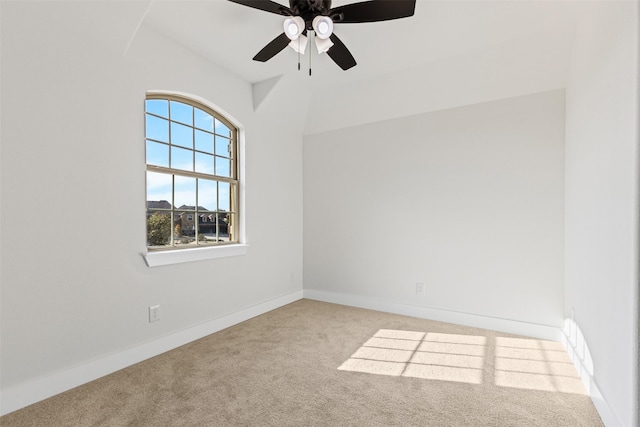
[494,337,587,395]
[338,329,485,384]
[338,330,588,395]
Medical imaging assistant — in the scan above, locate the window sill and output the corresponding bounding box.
[142,244,248,267]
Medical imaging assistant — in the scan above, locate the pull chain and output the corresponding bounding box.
[309,32,312,76]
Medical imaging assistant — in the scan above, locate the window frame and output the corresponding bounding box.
[142,92,246,267]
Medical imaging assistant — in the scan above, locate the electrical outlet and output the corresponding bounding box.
[149,305,160,322]
[415,282,425,295]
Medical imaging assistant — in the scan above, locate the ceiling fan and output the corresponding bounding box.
[228,0,417,71]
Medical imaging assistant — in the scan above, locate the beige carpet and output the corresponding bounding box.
[1,299,603,426]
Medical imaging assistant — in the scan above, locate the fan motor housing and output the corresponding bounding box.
[290,0,332,26]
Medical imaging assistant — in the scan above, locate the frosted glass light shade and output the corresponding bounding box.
[288,34,308,54]
[312,16,333,40]
[283,16,305,40]
[314,36,334,54]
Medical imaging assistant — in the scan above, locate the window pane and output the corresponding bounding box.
[174,209,196,241]
[174,175,196,208]
[195,152,214,175]
[147,211,172,246]
[218,181,230,212]
[218,212,232,241]
[215,156,231,178]
[146,114,169,142]
[146,171,172,205]
[146,99,168,118]
[146,140,169,167]
[195,130,214,153]
[171,146,193,172]
[195,108,214,132]
[170,101,193,126]
[215,136,230,158]
[171,122,193,149]
[199,212,216,240]
[215,119,231,138]
[198,179,217,212]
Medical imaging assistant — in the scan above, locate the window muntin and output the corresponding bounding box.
[145,95,239,250]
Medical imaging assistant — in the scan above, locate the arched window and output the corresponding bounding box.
[145,94,239,250]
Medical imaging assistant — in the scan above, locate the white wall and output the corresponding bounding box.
[564,2,639,426]
[304,90,565,329]
[0,1,304,413]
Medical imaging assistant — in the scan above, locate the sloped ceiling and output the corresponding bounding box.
[137,0,587,133]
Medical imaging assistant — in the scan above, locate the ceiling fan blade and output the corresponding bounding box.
[327,33,357,70]
[330,0,416,23]
[228,0,293,16]
[253,32,291,62]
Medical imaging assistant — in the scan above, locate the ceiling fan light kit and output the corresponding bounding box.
[312,15,333,39]
[314,36,334,54]
[288,34,308,54]
[283,16,305,40]
[229,0,417,71]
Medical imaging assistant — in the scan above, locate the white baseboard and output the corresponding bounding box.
[560,320,627,427]
[589,379,625,427]
[0,290,303,416]
[303,289,562,341]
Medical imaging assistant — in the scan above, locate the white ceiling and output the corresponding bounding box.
[45,0,588,134]
[26,0,590,132]
[141,0,589,93]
